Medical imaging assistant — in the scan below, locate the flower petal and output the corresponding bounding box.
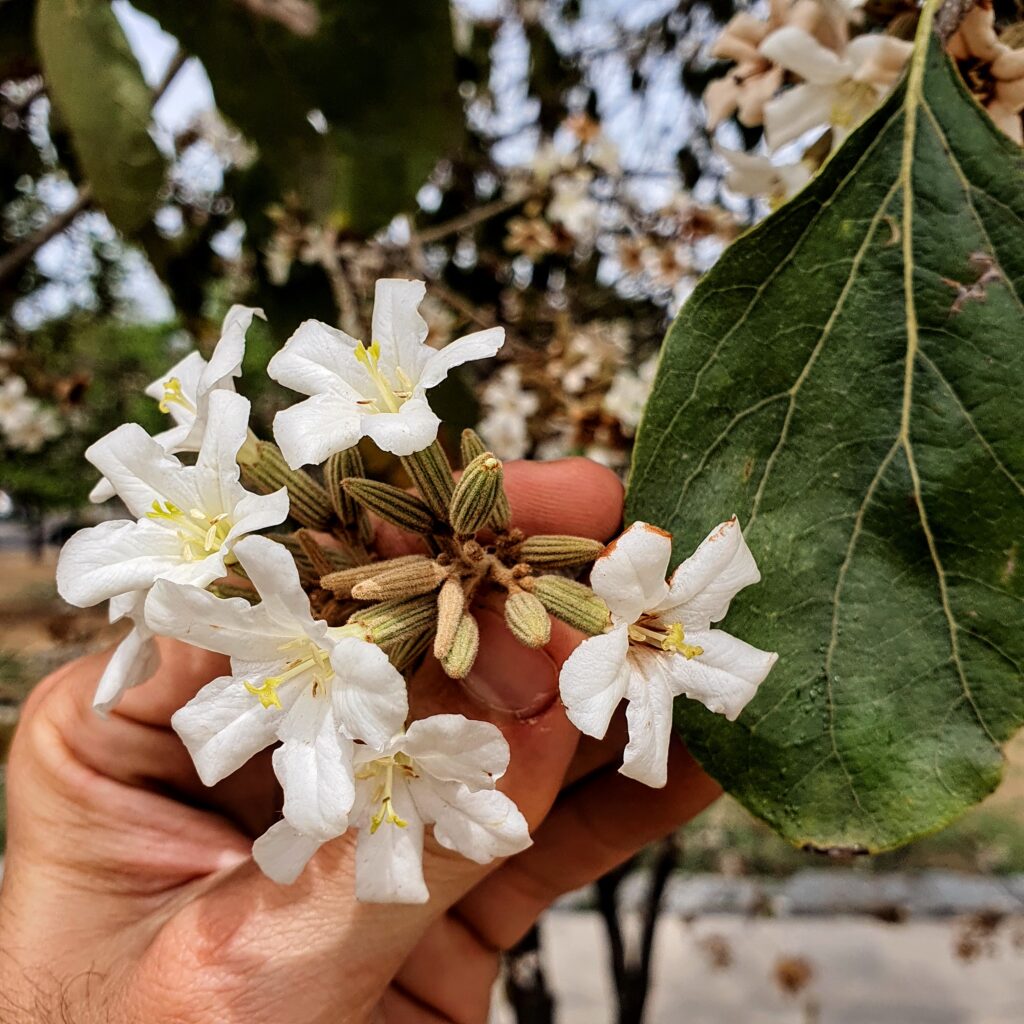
[224,488,291,548]
[92,624,159,715]
[418,327,505,391]
[558,624,631,739]
[232,535,316,628]
[272,392,363,469]
[663,628,778,721]
[145,349,207,415]
[416,780,531,864]
[371,279,429,379]
[252,820,324,885]
[759,27,848,85]
[85,423,181,519]
[656,516,761,630]
[402,714,510,788]
[763,82,833,149]
[355,784,428,904]
[329,636,408,749]
[590,521,673,621]
[268,318,364,397]
[145,578,290,661]
[194,390,251,483]
[620,652,676,788]
[275,688,355,838]
[56,519,182,607]
[360,395,441,457]
[171,669,292,785]
[198,305,263,396]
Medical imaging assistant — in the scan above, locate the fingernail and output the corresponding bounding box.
[461,608,559,718]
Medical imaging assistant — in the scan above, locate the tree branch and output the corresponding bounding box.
[0,48,188,289]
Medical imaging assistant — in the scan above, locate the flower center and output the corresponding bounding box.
[627,620,703,659]
[158,377,197,416]
[146,500,233,562]
[356,751,417,833]
[244,637,333,710]
[354,339,415,414]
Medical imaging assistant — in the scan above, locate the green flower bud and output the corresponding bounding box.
[531,576,610,636]
[449,452,504,536]
[348,594,438,646]
[320,555,430,597]
[460,428,511,528]
[238,440,334,530]
[518,534,606,569]
[342,478,436,534]
[352,559,448,601]
[504,589,552,648]
[440,611,480,679]
[400,440,455,520]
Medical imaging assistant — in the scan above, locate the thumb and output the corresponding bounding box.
[150,612,581,1022]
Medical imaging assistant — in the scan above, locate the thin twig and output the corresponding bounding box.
[0,48,188,288]
[412,193,529,246]
[319,229,363,338]
[0,186,93,286]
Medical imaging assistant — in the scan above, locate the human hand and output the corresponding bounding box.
[0,458,720,1024]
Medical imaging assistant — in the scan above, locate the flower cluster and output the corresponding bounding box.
[0,373,63,453]
[56,278,778,903]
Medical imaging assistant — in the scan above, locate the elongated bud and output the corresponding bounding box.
[518,534,605,569]
[342,478,436,534]
[349,594,438,645]
[449,452,504,535]
[400,440,455,520]
[321,554,429,597]
[238,440,333,530]
[386,627,433,674]
[505,589,551,648]
[434,576,466,660]
[324,447,373,543]
[352,559,448,601]
[268,531,352,587]
[207,582,258,604]
[531,575,610,636]
[461,428,511,528]
[440,611,480,679]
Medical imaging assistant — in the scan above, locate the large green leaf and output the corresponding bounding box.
[627,11,1024,853]
[130,0,460,233]
[34,0,164,234]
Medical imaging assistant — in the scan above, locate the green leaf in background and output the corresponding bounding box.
[627,7,1024,853]
[34,0,164,235]
[130,0,460,233]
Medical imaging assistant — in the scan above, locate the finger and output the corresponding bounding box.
[560,709,630,787]
[454,739,721,951]
[375,456,623,557]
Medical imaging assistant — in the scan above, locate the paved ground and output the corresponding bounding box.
[490,912,1024,1024]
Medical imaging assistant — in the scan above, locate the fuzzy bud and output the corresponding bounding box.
[320,555,429,597]
[449,452,504,536]
[238,440,334,530]
[351,559,448,601]
[324,447,373,544]
[434,576,466,660]
[518,534,605,569]
[531,575,610,636]
[342,478,436,534]
[439,611,480,679]
[504,589,552,648]
[348,594,438,646]
[400,440,455,520]
[460,429,511,528]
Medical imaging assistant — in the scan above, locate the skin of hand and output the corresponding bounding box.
[0,458,721,1024]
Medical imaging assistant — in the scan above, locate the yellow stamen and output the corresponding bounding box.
[147,500,232,561]
[244,677,283,709]
[358,753,416,832]
[628,621,703,660]
[244,640,334,711]
[158,377,197,415]
[354,339,404,414]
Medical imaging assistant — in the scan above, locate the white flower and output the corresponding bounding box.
[478,365,539,460]
[252,715,531,902]
[547,173,599,241]
[56,390,289,713]
[559,519,777,788]
[90,306,263,503]
[2,399,62,452]
[602,355,659,436]
[718,146,812,203]
[147,535,407,838]
[268,279,505,465]
[0,375,29,427]
[759,28,912,149]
